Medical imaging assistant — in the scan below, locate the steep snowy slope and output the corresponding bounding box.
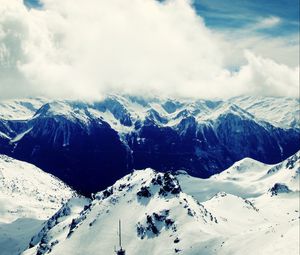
[0,154,77,255]
[23,152,299,255]
[230,96,300,129]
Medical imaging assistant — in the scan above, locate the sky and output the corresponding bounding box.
[0,0,298,100]
[193,0,299,35]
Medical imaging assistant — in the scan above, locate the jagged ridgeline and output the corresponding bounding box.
[0,95,299,194]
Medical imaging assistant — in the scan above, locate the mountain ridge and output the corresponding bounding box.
[0,95,299,194]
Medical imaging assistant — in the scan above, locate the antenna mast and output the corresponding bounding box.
[119,219,122,249]
[115,219,126,255]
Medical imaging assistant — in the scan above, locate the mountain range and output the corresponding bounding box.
[0,95,299,195]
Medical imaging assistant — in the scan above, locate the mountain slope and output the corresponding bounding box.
[23,151,300,255]
[23,169,220,255]
[0,154,77,255]
[179,153,300,254]
[230,96,300,129]
[178,151,300,201]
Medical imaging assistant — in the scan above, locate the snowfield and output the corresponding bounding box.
[0,155,76,255]
[22,151,299,255]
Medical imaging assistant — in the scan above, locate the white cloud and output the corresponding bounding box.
[0,0,298,100]
[217,31,299,68]
[231,51,299,97]
[255,16,281,29]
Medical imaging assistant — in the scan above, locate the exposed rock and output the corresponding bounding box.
[269,183,291,196]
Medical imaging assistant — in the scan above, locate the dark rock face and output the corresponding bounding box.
[128,118,231,178]
[9,116,131,195]
[0,96,299,195]
[128,113,299,177]
[0,135,10,155]
[156,173,182,196]
[269,183,291,196]
[213,113,300,164]
[137,210,175,239]
[137,186,152,198]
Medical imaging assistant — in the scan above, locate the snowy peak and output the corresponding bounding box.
[214,157,269,181]
[96,169,182,201]
[33,101,97,125]
[200,102,256,123]
[24,169,219,255]
[218,150,300,194]
[179,151,300,203]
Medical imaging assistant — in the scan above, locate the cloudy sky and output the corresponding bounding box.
[0,0,299,99]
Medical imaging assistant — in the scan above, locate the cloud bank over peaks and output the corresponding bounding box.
[0,0,298,100]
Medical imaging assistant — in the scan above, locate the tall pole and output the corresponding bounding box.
[119,219,122,249]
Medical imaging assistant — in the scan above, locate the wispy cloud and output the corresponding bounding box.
[254,16,281,29]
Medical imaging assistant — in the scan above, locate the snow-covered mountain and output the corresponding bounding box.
[0,95,299,194]
[178,150,300,201]
[230,96,300,129]
[22,151,300,255]
[0,98,47,121]
[0,154,77,255]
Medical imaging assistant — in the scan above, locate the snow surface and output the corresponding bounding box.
[179,151,300,201]
[230,96,300,129]
[23,151,300,255]
[0,98,47,120]
[0,155,76,255]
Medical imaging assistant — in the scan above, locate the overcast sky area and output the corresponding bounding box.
[0,0,299,100]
